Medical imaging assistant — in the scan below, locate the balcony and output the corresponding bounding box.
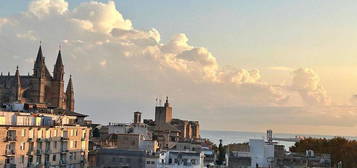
[60,160,67,165]
[36,149,42,155]
[27,150,35,155]
[45,148,51,154]
[61,137,69,141]
[61,149,68,153]
[4,136,16,142]
[4,163,16,168]
[5,149,15,156]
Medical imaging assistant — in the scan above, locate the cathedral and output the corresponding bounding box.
[0,45,75,111]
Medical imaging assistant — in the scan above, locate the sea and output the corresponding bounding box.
[201,130,357,150]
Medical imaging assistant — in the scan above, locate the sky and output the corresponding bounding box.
[1,0,357,136]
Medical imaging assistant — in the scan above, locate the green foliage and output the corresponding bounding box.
[290,137,357,167]
[92,127,100,137]
[216,139,226,165]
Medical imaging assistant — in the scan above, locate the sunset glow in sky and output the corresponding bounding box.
[1,0,357,136]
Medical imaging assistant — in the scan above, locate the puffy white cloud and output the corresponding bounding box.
[72,1,132,33]
[29,0,68,18]
[1,0,354,132]
[291,68,331,105]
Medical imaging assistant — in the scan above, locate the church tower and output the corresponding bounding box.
[33,45,46,78]
[53,49,65,108]
[32,45,47,103]
[66,75,75,112]
[14,66,22,102]
[155,97,173,125]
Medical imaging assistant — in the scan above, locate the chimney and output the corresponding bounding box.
[134,112,142,124]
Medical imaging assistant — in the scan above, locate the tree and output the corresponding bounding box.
[290,137,357,167]
[216,139,226,165]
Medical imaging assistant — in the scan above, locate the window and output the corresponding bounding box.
[46,130,50,138]
[29,129,34,138]
[20,155,24,163]
[53,154,57,161]
[21,129,26,136]
[81,141,86,150]
[20,142,25,150]
[36,155,41,164]
[82,130,86,139]
[38,130,42,138]
[191,159,196,165]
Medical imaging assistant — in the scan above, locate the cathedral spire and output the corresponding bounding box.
[15,66,22,102]
[54,47,64,81]
[66,75,74,112]
[33,44,45,78]
[35,44,44,66]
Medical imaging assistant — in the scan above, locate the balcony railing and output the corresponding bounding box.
[36,149,42,155]
[60,160,67,165]
[5,149,15,155]
[4,163,16,168]
[4,136,16,142]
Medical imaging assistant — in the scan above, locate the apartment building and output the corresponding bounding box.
[0,125,90,168]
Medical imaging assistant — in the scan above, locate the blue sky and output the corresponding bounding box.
[3,0,357,67]
[1,0,357,135]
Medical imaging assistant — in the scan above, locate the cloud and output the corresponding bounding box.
[268,66,294,71]
[350,95,357,105]
[290,68,331,105]
[29,0,68,18]
[0,0,355,134]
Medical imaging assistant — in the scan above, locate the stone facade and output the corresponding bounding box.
[0,125,90,168]
[155,98,200,143]
[0,46,74,112]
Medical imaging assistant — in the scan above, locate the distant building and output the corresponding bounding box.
[226,139,331,168]
[0,45,90,168]
[89,149,204,168]
[151,97,200,149]
[249,139,274,168]
[159,150,205,168]
[275,151,331,168]
[0,45,74,112]
[89,149,146,168]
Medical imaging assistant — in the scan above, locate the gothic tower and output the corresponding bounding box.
[32,45,47,103]
[53,49,65,108]
[14,66,22,102]
[66,75,75,112]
